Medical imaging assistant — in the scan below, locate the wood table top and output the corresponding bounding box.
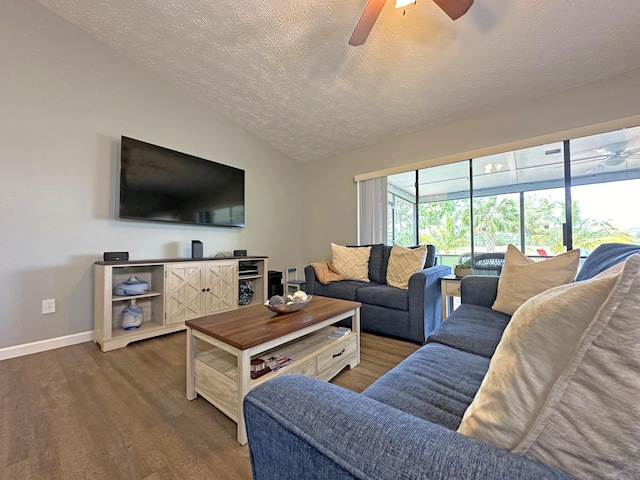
[186,295,361,350]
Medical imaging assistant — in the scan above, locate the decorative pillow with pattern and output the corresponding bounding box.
[459,255,640,479]
[386,244,427,290]
[492,244,579,315]
[330,243,371,282]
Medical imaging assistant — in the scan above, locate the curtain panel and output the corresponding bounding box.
[358,176,387,245]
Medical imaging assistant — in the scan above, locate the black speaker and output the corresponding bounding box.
[234,249,247,257]
[103,251,129,262]
[192,240,203,258]
[268,270,283,296]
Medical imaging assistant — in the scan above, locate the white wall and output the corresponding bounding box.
[300,68,640,264]
[0,0,303,349]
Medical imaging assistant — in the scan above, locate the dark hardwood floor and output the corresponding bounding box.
[0,331,418,479]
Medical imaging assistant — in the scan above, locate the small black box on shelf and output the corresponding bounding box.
[192,240,203,258]
[234,249,247,257]
[103,251,129,262]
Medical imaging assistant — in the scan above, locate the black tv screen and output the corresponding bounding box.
[119,136,245,227]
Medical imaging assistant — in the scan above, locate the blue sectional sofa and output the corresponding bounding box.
[304,244,451,344]
[244,243,640,480]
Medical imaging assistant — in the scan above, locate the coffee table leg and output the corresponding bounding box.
[186,327,197,400]
[237,349,251,445]
[354,308,361,366]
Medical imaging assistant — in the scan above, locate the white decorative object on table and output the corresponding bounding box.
[265,292,312,314]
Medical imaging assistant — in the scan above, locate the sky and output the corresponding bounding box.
[572,179,640,231]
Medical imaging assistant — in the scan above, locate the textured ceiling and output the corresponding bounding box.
[36,0,640,163]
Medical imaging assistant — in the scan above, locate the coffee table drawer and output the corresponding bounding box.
[317,335,356,375]
[286,357,317,377]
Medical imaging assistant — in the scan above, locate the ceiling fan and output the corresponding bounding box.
[584,142,640,174]
[349,0,473,46]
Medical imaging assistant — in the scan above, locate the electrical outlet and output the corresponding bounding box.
[42,299,56,314]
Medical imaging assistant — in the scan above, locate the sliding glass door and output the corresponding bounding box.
[383,124,640,267]
[472,142,566,259]
[569,126,640,254]
[387,171,416,246]
[417,163,471,269]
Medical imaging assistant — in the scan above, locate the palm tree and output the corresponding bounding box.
[530,200,635,253]
[419,200,470,253]
[472,195,520,251]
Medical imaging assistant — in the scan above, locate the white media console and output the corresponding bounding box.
[93,256,268,351]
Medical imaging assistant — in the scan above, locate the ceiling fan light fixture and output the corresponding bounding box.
[350,0,472,46]
[606,157,626,167]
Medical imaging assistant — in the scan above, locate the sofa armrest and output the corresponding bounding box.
[407,265,451,342]
[304,265,318,295]
[244,375,574,480]
[460,275,500,308]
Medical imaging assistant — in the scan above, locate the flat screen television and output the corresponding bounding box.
[119,136,245,228]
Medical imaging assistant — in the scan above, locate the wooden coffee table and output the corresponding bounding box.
[185,295,361,444]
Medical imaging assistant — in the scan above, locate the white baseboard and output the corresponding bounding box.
[0,331,94,361]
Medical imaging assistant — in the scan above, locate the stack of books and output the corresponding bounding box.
[329,327,350,339]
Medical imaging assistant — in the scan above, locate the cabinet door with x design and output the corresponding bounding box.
[165,261,236,324]
[202,261,236,315]
[166,263,202,324]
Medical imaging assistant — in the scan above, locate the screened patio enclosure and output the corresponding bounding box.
[387,125,640,269]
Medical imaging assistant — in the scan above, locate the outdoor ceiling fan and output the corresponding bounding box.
[349,0,473,46]
[583,142,640,174]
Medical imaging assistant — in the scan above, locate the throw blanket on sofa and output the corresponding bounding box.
[310,262,344,285]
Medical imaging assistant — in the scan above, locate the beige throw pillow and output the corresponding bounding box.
[386,245,427,290]
[492,244,579,315]
[458,255,640,479]
[330,243,371,282]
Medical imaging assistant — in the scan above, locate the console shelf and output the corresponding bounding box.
[111,291,162,302]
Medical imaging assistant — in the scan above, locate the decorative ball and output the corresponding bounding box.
[268,295,285,306]
[292,291,308,302]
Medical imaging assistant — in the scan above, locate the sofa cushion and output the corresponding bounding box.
[356,284,408,311]
[366,244,389,284]
[427,304,511,358]
[459,255,640,480]
[492,244,579,315]
[386,244,428,289]
[575,242,640,281]
[424,244,436,268]
[312,279,374,301]
[363,342,490,431]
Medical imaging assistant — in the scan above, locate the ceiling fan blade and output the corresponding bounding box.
[586,163,604,174]
[349,0,387,46]
[573,154,609,163]
[620,146,640,157]
[433,0,474,20]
